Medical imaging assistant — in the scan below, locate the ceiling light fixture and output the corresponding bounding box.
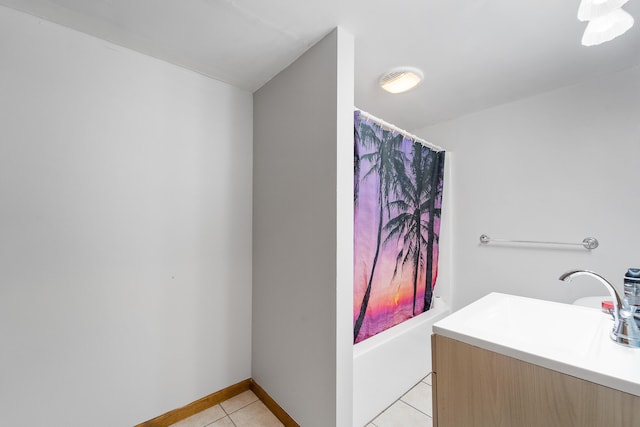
[578,0,629,21]
[581,8,634,46]
[379,67,424,94]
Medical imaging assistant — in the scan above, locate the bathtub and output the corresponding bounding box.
[352,298,451,426]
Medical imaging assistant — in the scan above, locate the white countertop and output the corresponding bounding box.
[433,292,640,397]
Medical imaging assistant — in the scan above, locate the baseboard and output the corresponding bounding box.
[135,378,299,427]
[135,379,251,427]
[250,379,300,427]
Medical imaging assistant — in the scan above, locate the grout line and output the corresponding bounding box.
[400,399,433,419]
[205,415,238,427]
[368,377,434,426]
[172,390,275,427]
[220,393,260,416]
[370,399,400,423]
[216,405,228,423]
[400,381,434,419]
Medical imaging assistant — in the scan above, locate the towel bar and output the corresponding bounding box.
[479,234,599,250]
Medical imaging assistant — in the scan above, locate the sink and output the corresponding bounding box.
[433,292,640,397]
[465,293,602,360]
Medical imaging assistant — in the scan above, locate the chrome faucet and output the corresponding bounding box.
[559,269,640,347]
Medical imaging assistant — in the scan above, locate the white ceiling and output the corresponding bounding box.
[1,0,639,130]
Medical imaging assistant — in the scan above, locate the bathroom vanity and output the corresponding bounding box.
[431,293,640,427]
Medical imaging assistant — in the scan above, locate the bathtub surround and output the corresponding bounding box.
[0,5,252,426]
[416,64,640,311]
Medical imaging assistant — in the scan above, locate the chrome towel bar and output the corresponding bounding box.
[479,234,599,250]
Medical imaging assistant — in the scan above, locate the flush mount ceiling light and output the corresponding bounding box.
[379,67,424,94]
[581,8,634,46]
[578,0,629,21]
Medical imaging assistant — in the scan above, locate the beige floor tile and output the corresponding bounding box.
[170,404,226,427]
[209,416,235,427]
[423,373,432,385]
[220,390,259,414]
[229,400,284,427]
[401,381,432,416]
[373,400,432,427]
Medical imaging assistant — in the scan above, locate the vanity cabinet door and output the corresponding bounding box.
[431,334,640,427]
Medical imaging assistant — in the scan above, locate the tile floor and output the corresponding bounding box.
[367,373,433,427]
[170,373,433,427]
[169,390,283,427]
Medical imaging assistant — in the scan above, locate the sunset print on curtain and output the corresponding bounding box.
[354,110,445,344]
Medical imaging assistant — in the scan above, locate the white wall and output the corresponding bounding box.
[252,28,354,427]
[0,6,253,426]
[416,65,640,310]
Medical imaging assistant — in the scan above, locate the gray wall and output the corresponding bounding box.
[416,64,640,310]
[252,28,354,427]
[0,6,253,426]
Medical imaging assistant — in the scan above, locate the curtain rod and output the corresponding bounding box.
[355,108,444,152]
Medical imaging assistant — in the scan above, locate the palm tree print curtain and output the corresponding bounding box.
[354,110,445,344]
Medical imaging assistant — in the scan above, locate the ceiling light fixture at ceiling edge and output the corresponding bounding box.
[581,8,634,46]
[578,0,629,21]
[379,67,424,94]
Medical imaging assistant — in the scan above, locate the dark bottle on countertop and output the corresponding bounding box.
[624,268,640,309]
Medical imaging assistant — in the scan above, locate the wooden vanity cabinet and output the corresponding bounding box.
[431,334,640,427]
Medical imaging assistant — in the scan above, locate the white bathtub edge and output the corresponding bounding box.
[353,303,451,426]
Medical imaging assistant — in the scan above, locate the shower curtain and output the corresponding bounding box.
[353,110,445,344]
